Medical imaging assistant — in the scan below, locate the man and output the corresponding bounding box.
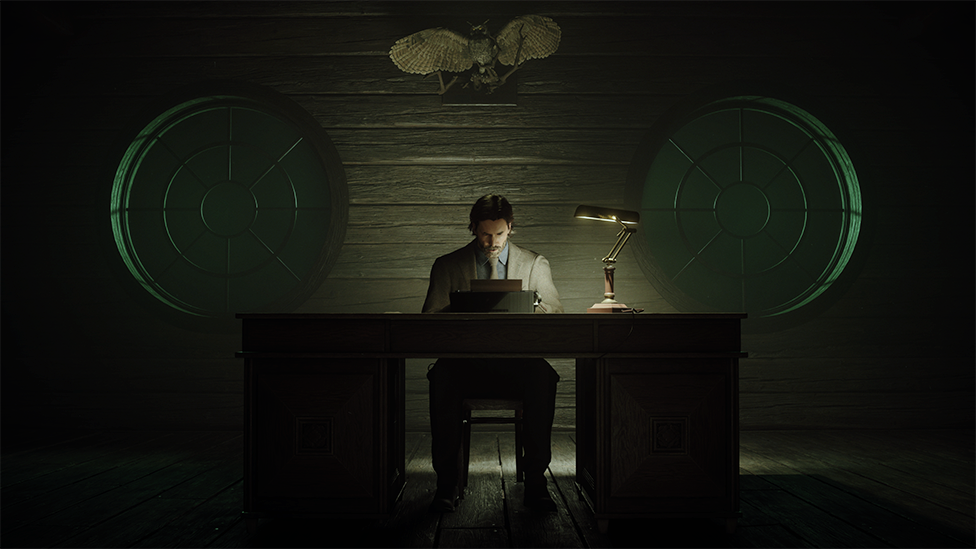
[422,194,562,513]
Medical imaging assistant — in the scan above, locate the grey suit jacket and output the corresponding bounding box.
[422,240,563,314]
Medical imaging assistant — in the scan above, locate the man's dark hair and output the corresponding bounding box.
[468,194,515,235]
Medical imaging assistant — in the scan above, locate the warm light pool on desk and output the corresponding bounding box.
[573,205,642,313]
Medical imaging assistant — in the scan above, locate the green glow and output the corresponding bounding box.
[111,95,335,318]
[638,95,862,320]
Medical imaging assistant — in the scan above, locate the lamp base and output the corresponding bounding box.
[586,300,631,313]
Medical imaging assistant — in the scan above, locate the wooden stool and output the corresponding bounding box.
[460,398,524,497]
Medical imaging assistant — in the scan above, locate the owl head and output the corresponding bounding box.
[467,20,490,37]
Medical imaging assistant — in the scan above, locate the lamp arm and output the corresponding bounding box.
[602,226,637,263]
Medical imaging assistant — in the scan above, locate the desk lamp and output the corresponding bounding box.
[574,205,640,313]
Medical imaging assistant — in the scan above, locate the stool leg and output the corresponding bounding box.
[461,410,472,497]
[515,410,524,483]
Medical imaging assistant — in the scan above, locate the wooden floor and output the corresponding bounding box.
[1,429,972,548]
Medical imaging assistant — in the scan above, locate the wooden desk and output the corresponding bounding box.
[237,313,745,533]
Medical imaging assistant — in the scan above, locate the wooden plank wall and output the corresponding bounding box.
[2,1,973,432]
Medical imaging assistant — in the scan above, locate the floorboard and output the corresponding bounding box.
[741,430,975,546]
[0,429,971,548]
[499,434,584,549]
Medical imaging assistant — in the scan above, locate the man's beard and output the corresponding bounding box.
[481,244,503,259]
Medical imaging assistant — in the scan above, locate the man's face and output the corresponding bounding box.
[475,218,512,258]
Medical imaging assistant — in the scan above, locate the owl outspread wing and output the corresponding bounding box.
[390,16,560,94]
[495,15,561,66]
[389,27,474,75]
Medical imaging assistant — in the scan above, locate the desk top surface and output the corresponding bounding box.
[238,313,746,356]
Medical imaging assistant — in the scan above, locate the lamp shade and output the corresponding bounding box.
[574,205,640,224]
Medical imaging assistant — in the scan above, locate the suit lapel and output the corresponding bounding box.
[460,240,478,286]
[507,243,524,283]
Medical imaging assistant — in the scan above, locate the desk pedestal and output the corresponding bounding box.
[243,357,405,533]
[577,357,740,533]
